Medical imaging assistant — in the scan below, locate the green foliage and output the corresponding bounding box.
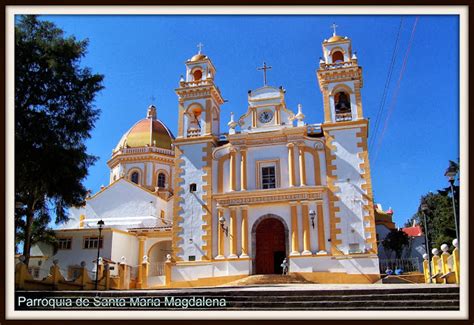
[382,229,409,259]
[409,160,459,250]
[15,15,104,264]
[413,192,457,249]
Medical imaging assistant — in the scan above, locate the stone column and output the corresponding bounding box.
[240,206,249,257]
[302,202,311,255]
[136,236,146,289]
[298,144,307,186]
[229,207,238,258]
[317,203,327,253]
[240,148,247,191]
[229,148,237,191]
[287,143,296,187]
[290,202,300,255]
[216,208,225,259]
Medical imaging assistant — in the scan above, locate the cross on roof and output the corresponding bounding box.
[331,23,338,36]
[150,95,156,103]
[257,62,272,86]
[197,42,204,54]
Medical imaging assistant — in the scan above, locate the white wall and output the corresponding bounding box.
[328,127,368,254]
[176,143,209,261]
[171,259,251,282]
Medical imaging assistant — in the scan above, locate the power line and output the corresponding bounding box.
[369,18,404,150]
[373,16,420,164]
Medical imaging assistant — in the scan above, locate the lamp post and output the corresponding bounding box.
[95,219,104,290]
[444,164,459,243]
[420,203,432,283]
[309,210,316,229]
[219,216,229,237]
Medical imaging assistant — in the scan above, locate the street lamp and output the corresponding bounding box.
[420,203,432,283]
[309,210,316,229]
[95,219,104,290]
[219,216,229,237]
[444,164,459,243]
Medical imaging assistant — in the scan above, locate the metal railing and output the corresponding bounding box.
[148,262,166,277]
[379,257,420,274]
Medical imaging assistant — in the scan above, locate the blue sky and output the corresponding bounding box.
[38,14,459,228]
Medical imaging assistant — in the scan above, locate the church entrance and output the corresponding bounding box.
[255,218,287,274]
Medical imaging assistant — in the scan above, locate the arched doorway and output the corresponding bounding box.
[148,240,171,276]
[253,216,288,274]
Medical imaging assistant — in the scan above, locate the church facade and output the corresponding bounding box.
[50,32,380,287]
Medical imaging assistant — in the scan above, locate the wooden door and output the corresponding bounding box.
[256,218,286,274]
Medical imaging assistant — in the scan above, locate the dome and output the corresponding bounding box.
[189,53,207,62]
[115,108,174,152]
[326,35,345,43]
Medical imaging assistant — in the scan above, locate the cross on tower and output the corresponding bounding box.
[197,42,204,54]
[149,95,156,103]
[331,23,338,36]
[257,62,272,86]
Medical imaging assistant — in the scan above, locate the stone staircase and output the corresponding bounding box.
[225,274,313,286]
[21,284,460,310]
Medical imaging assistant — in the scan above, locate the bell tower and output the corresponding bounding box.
[316,26,377,256]
[317,24,364,124]
[172,45,224,262]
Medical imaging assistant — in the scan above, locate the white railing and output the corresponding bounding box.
[322,61,356,70]
[187,128,201,137]
[335,112,353,122]
[148,262,166,277]
[181,79,213,88]
[114,147,174,156]
[447,255,454,271]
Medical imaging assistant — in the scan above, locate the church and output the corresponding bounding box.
[47,30,380,287]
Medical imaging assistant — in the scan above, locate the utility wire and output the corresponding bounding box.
[369,18,404,150]
[373,16,419,164]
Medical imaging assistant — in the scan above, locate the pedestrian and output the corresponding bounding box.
[281,258,288,275]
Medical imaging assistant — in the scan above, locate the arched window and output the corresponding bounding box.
[334,91,352,121]
[332,51,344,63]
[193,69,202,81]
[131,172,139,184]
[157,173,166,188]
[335,92,351,112]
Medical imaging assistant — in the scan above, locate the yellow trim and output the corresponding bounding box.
[290,202,299,254]
[241,206,249,256]
[217,208,225,257]
[229,207,237,256]
[323,131,342,255]
[136,236,146,288]
[229,148,236,191]
[127,167,143,186]
[300,146,322,186]
[79,214,85,228]
[240,149,247,191]
[287,143,296,187]
[146,239,172,261]
[217,153,230,193]
[298,144,307,186]
[200,142,214,260]
[302,202,311,253]
[317,202,326,252]
[329,83,354,96]
[356,126,377,254]
[172,146,185,261]
[453,247,460,284]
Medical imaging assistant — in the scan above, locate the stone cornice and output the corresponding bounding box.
[213,186,326,207]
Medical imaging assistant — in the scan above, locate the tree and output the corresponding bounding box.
[382,229,409,259]
[15,16,104,265]
[412,192,456,249]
